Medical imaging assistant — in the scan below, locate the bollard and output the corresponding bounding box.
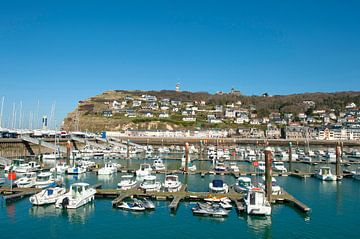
[264,147,273,202]
[185,142,189,173]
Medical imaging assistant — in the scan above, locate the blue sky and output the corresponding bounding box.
[1,0,360,128]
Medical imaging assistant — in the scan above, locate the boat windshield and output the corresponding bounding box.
[166,176,177,182]
[143,179,155,185]
[71,186,84,197]
[321,168,330,175]
[37,175,50,181]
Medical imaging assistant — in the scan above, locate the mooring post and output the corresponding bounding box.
[185,142,189,173]
[127,139,130,159]
[340,141,344,157]
[66,140,71,165]
[264,147,273,202]
[336,144,342,179]
[288,142,292,172]
[199,140,202,160]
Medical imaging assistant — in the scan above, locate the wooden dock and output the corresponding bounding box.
[272,189,311,213]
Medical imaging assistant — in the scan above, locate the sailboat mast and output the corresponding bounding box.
[0,96,4,128]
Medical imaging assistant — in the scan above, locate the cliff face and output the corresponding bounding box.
[62,90,360,132]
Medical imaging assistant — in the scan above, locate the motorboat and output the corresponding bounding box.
[352,167,360,180]
[214,161,227,172]
[325,150,336,162]
[192,202,230,217]
[14,172,37,188]
[258,161,265,172]
[136,164,152,177]
[42,152,62,161]
[139,198,155,210]
[204,196,231,203]
[315,167,337,181]
[259,176,282,195]
[244,188,271,216]
[187,162,197,172]
[4,159,27,174]
[15,161,41,174]
[29,187,66,205]
[139,175,161,192]
[234,177,254,193]
[117,175,138,190]
[209,179,229,194]
[66,165,87,175]
[152,158,166,171]
[118,199,145,211]
[245,149,257,162]
[229,162,240,173]
[272,161,287,173]
[50,163,69,174]
[55,183,96,209]
[163,175,182,192]
[0,177,5,185]
[34,172,56,189]
[97,162,119,175]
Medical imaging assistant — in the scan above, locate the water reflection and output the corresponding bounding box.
[29,203,95,224]
[239,214,272,238]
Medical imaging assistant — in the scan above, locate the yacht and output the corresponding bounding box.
[272,161,287,173]
[66,165,87,175]
[139,175,161,192]
[136,164,152,177]
[34,172,56,189]
[245,188,271,216]
[14,172,37,188]
[152,158,166,171]
[117,175,138,190]
[29,187,66,205]
[97,162,119,175]
[315,167,337,181]
[209,179,229,194]
[234,177,254,193]
[55,183,96,209]
[163,175,182,192]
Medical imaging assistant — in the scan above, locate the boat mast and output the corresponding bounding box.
[0,96,4,128]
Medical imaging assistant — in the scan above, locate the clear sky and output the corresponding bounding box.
[0,0,360,128]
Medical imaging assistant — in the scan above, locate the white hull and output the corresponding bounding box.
[30,187,66,205]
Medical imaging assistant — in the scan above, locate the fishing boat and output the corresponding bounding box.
[244,188,271,216]
[209,179,229,194]
[50,163,69,174]
[14,172,37,188]
[117,175,138,190]
[29,187,66,205]
[315,167,337,181]
[97,162,119,175]
[234,177,254,193]
[55,183,96,209]
[152,158,166,171]
[352,167,360,180]
[192,202,230,217]
[272,161,287,173]
[139,175,161,192]
[15,161,41,174]
[118,199,145,211]
[66,165,87,175]
[214,161,227,172]
[136,164,152,177]
[34,172,56,189]
[163,174,182,192]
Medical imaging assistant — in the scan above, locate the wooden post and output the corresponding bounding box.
[288,142,292,172]
[340,142,344,157]
[336,144,341,179]
[185,142,189,173]
[66,140,71,165]
[264,147,273,202]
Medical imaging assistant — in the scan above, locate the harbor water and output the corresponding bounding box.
[1,158,360,239]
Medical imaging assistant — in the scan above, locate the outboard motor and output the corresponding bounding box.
[61,197,69,209]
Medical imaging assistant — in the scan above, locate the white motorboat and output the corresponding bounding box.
[214,161,227,172]
[50,163,69,174]
[139,175,161,192]
[42,152,62,161]
[15,161,41,174]
[136,164,153,177]
[234,177,254,193]
[258,161,266,172]
[34,172,56,189]
[29,187,66,205]
[272,161,287,173]
[0,177,5,185]
[163,175,182,192]
[185,161,197,172]
[245,188,271,216]
[245,149,257,162]
[209,179,229,194]
[325,150,336,162]
[66,166,87,175]
[5,159,26,174]
[260,176,282,195]
[14,172,37,188]
[97,162,119,175]
[55,183,96,209]
[315,167,337,181]
[152,158,166,171]
[117,175,138,190]
[229,162,240,173]
[352,167,360,180]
